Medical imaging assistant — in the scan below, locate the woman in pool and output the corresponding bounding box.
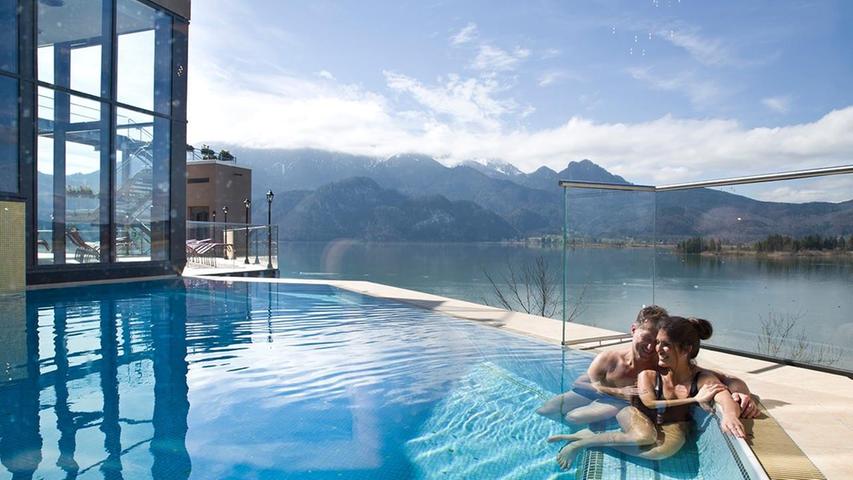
[547,316,746,470]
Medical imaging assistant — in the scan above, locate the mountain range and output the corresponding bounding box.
[216,147,852,242]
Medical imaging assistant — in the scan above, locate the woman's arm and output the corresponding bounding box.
[637,370,726,410]
[698,372,747,438]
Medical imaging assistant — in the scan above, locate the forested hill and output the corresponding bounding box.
[277,177,518,241]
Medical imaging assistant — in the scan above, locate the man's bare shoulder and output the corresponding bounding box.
[591,347,630,369]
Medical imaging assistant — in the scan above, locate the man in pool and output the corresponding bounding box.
[536,306,758,424]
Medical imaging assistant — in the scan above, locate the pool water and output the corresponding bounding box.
[0,279,753,479]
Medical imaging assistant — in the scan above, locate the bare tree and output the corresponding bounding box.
[757,311,842,366]
[483,256,586,321]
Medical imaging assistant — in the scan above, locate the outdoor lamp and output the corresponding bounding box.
[243,199,251,264]
[266,190,274,269]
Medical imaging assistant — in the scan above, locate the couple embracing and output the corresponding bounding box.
[537,306,757,469]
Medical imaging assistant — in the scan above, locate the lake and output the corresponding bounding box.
[277,241,853,371]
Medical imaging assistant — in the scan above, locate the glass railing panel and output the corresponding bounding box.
[562,187,656,334]
[185,221,278,271]
[655,175,852,372]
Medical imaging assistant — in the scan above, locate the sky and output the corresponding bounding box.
[186,0,853,201]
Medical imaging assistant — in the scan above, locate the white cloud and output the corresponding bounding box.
[664,30,730,67]
[317,70,336,80]
[538,70,583,87]
[629,67,725,108]
[450,22,478,45]
[762,96,790,114]
[188,60,853,192]
[472,45,530,72]
[383,71,515,130]
[752,176,853,203]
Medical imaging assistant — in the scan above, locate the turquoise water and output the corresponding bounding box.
[1,279,751,479]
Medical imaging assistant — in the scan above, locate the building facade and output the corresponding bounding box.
[0,0,191,284]
[186,147,253,224]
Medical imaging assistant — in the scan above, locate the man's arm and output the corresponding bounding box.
[703,368,759,419]
[581,352,638,401]
[698,372,746,438]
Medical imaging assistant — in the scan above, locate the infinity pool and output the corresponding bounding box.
[0,279,756,479]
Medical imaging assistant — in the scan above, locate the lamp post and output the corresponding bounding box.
[266,190,274,269]
[222,206,229,259]
[253,231,260,264]
[243,198,251,264]
[210,210,216,246]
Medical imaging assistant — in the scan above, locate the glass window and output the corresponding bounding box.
[37,87,107,265]
[117,0,172,114]
[37,0,106,97]
[115,107,170,262]
[0,76,17,193]
[0,0,16,73]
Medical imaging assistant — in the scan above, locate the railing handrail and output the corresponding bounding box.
[187,220,276,230]
[559,164,853,192]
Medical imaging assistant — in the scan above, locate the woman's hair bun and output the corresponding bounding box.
[688,317,713,340]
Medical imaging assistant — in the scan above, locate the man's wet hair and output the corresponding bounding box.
[634,305,668,330]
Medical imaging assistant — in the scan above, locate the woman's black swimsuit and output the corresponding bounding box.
[634,370,702,425]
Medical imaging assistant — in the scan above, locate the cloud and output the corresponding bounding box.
[316,70,336,80]
[754,176,853,203]
[664,30,731,67]
[628,67,726,108]
[383,71,515,130]
[188,59,853,192]
[538,70,583,87]
[450,22,478,45]
[659,27,777,68]
[762,96,790,114]
[472,45,530,72]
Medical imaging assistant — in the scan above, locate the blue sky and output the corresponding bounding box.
[187,1,853,200]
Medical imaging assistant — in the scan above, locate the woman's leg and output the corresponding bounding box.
[564,400,622,424]
[611,422,689,460]
[547,406,658,469]
[536,391,593,421]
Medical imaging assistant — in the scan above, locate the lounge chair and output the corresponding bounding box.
[186,238,231,266]
[66,227,100,263]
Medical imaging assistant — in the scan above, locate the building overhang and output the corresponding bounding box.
[149,0,191,21]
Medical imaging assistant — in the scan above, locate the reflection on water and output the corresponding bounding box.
[0,280,584,479]
[0,282,190,480]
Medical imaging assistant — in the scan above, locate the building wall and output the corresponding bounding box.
[1,1,190,284]
[186,162,252,223]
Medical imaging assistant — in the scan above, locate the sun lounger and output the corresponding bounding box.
[66,227,100,263]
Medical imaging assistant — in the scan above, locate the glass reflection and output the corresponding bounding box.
[115,108,170,262]
[37,0,107,98]
[0,76,17,193]
[0,0,15,73]
[37,87,106,264]
[0,282,191,479]
[117,0,172,114]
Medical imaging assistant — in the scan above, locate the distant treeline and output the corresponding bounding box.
[675,234,853,254]
[675,237,723,254]
[754,234,853,253]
